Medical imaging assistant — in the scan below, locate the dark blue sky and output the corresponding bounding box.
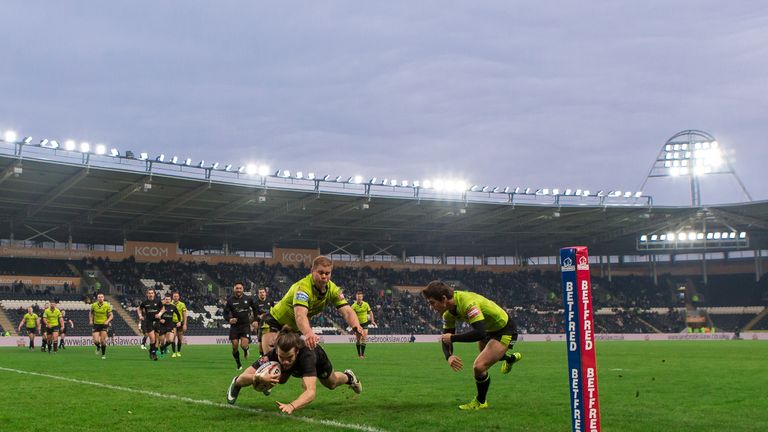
[2,1,766,205]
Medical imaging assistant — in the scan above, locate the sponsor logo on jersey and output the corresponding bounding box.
[295,291,310,303]
[466,305,481,320]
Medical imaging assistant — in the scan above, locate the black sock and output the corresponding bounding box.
[344,371,355,384]
[53,340,58,352]
[356,343,361,356]
[29,340,34,349]
[177,340,182,352]
[101,345,106,355]
[475,373,491,404]
[361,343,367,355]
[233,350,241,368]
[142,336,147,345]
[242,346,249,359]
[60,339,65,347]
[96,342,101,350]
[150,343,157,356]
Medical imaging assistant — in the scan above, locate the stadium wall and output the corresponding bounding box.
[0,242,765,278]
[2,333,767,347]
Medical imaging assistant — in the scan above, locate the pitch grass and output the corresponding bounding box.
[1,341,767,432]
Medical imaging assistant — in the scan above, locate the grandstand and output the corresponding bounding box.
[0,149,767,339]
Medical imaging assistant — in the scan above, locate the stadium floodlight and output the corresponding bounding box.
[368,177,377,184]
[713,232,721,239]
[413,180,420,188]
[564,189,573,196]
[39,139,49,146]
[401,180,409,187]
[171,156,179,164]
[3,130,17,142]
[155,154,165,162]
[552,188,560,195]
[95,144,106,155]
[353,175,363,184]
[651,234,658,241]
[644,130,752,205]
[492,187,499,193]
[197,160,205,168]
[109,148,120,157]
[237,166,246,174]
[322,175,330,181]
[481,186,490,193]
[295,171,303,179]
[23,136,33,144]
[739,232,746,238]
[211,162,219,169]
[184,158,192,166]
[80,142,90,153]
[524,188,532,194]
[334,175,343,182]
[382,178,389,185]
[306,172,315,180]
[503,186,509,193]
[245,164,257,175]
[422,179,432,189]
[259,165,270,177]
[64,140,76,151]
[640,235,648,242]
[224,164,232,171]
[390,179,398,186]
[282,170,291,178]
[49,140,59,149]
[470,185,480,192]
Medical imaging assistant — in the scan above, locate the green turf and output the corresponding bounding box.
[1,340,767,431]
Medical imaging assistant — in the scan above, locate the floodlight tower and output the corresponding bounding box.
[641,130,752,206]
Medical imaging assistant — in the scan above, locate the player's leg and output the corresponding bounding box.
[174,328,184,357]
[260,330,277,357]
[240,335,250,360]
[227,364,259,404]
[230,332,243,369]
[148,330,158,360]
[99,330,108,358]
[28,330,35,350]
[459,339,506,410]
[51,330,59,352]
[92,329,101,354]
[360,328,368,358]
[316,350,361,394]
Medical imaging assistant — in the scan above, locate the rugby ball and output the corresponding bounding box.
[253,361,281,392]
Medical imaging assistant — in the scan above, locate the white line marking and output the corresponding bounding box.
[0,366,387,432]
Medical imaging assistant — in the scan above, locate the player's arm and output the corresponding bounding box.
[137,305,144,322]
[439,327,463,371]
[36,316,40,331]
[106,311,114,326]
[223,299,236,324]
[338,304,362,335]
[173,307,182,326]
[156,305,165,321]
[276,376,317,414]
[368,306,376,326]
[448,320,487,343]
[294,305,318,348]
[69,319,74,329]
[89,308,94,325]
[182,307,188,331]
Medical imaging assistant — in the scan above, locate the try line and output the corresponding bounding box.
[0,366,387,432]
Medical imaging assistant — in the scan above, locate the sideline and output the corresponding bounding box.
[0,366,387,432]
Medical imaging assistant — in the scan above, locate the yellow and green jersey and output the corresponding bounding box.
[350,301,372,325]
[269,274,349,330]
[23,313,38,328]
[43,308,63,328]
[172,300,187,323]
[442,290,508,333]
[90,301,112,325]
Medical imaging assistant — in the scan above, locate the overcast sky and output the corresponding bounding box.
[2,1,767,205]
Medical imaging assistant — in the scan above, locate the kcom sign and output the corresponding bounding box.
[274,248,319,266]
[126,241,179,262]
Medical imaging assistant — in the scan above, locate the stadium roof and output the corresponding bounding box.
[1,152,767,259]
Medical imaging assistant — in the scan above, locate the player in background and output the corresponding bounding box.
[17,306,40,351]
[138,288,163,361]
[254,287,275,356]
[42,302,63,354]
[261,256,362,354]
[58,309,75,350]
[350,291,376,359]
[39,302,49,352]
[157,293,181,357]
[90,293,114,359]
[226,326,362,414]
[170,291,188,358]
[223,282,259,370]
[422,280,522,411]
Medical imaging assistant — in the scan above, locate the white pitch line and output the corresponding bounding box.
[0,366,387,432]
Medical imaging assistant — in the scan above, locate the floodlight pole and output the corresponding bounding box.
[690,175,701,207]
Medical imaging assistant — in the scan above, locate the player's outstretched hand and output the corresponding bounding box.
[448,354,463,372]
[276,401,296,414]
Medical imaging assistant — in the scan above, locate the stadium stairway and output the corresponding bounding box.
[0,307,16,336]
[105,295,142,336]
[743,307,768,331]
[635,315,662,333]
